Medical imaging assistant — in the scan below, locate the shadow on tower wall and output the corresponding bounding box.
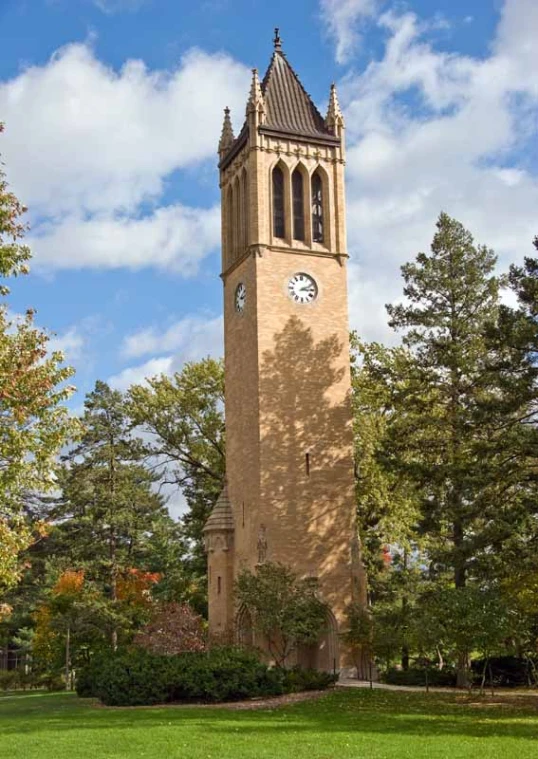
[254,315,367,671]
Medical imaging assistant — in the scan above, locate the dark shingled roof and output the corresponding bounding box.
[261,50,330,138]
[203,484,234,533]
[219,37,338,169]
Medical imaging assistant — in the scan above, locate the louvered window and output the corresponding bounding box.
[272,167,285,238]
[312,172,324,243]
[292,170,305,241]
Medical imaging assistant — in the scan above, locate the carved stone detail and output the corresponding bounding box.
[257,524,268,564]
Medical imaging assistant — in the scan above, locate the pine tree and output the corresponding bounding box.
[55,381,169,648]
[480,237,538,583]
[351,335,426,668]
[386,212,503,590]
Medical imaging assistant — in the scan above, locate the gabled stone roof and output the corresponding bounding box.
[218,32,340,170]
[261,49,330,138]
[203,483,234,533]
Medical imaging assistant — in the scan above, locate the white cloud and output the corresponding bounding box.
[30,204,221,272]
[109,356,174,392]
[160,483,188,519]
[320,0,379,64]
[0,42,249,272]
[93,0,146,13]
[48,326,85,360]
[334,0,538,341]
[111,313,223,391]
[122,314,223,359]
[0,44,248,216]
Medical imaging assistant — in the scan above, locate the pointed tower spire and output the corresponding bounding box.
[218,106,235,159]
[246,68,265,124]
[247,69,263,110]
[326,82,344,136]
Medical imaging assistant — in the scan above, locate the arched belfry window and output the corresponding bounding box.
[292,169,305,241]
[272,166,285,239]
[234,177,241,259]
[226,185,233,267]
[312,171,324,243]
[241,169,249,252]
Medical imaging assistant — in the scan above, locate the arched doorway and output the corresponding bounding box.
[236,605,254,649]
[297,607,339,673]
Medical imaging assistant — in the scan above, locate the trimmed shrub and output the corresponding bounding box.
[76,647,335,706]
[75,655,106,698]
[0,670,20,691]
[382,667,457,688]
[282,666,337,693]
[471,656,538,688]
[0,669,65,692]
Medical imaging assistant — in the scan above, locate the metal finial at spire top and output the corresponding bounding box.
[274,27,282,50]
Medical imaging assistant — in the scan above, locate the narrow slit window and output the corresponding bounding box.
[217,576,222,595]
[272,166,285,238]
[292,169,305,241]
[312,172,324,243]
[305,452,310,476]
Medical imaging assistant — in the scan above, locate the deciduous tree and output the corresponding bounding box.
[235,562,326,667]
[128,358,225,592]
[0,124,77,592]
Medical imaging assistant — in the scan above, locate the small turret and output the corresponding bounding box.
[203,481,235,639]
[246,68,265,139]
[246,68,264,114]
[325,82,345,137]
[218,107,235,160]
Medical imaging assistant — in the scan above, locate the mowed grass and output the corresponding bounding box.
[1,687,538,759]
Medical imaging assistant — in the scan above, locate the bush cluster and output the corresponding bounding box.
[0,670,64,692]
[382,657,538,689]
[382,667,458,688]
[281,666,336,693]
[471,657,538,688]
[76,647,336,706]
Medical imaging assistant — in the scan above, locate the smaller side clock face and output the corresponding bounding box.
[288,272,318,304]
[235,282,246,313]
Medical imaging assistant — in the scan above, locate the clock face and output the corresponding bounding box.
[235,282,246,313]
[288,272,318,304]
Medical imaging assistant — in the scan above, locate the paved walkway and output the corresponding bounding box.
[337,679,453,694]
[337,679,538,698]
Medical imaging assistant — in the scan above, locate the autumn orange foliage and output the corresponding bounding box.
[52,569,85,596]
[116,568,161,606]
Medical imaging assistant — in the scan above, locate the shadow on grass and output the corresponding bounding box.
[1,690,538,743]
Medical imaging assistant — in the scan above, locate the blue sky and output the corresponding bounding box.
[1,0,537,408]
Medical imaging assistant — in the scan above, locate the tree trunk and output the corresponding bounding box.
[456,650,470,688]
[65,625,71,691]
[453,518,470,687]
[401,566,409,671]
[110,529,118,651]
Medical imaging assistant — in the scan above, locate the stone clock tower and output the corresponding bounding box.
[204,31,365,672]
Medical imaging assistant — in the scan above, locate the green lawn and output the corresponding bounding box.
[1,688,538,759]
